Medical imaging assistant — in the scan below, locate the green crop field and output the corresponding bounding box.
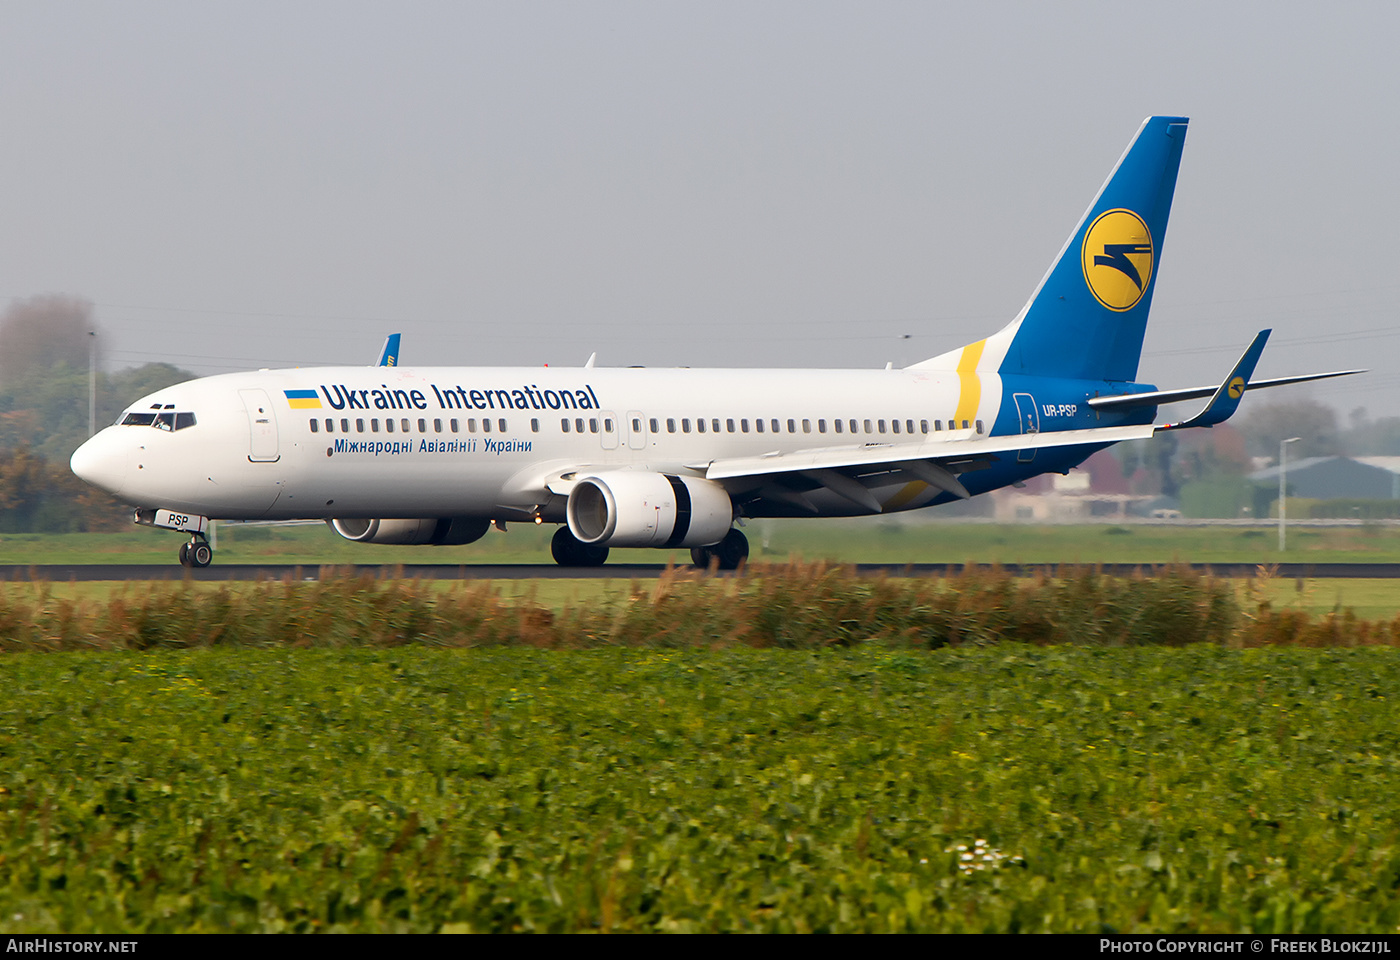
[3,646,1399,933]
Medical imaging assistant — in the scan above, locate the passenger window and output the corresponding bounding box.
[371,419,380,432]
[650,418,659,432]
[342,419,351,433]
[632,418,641,432]
[682,419,691,433]
[976,420,984,434]
[450,419,459,432]
[962,420,970,430]
[770,419,779,433]
[385,419,394,433]
[401,419,410,432]
[309,419,318,433]
[576,418,585,433]
[863,420,873,434]
[921,420,929,434]
[356,419,365,432]
[433,419,442,433]
[483,419,492,433]
[531,418,540,432]
[562,419,571,433]
[741,419,750,433]
[712,419,721,433]
[727,419,735,433]
[667,418,677,433]
[906,420,915,434]
[589,418,599,433]
[697,419,706,434]
[755,419,764,433]
[787,419,796,433]
[499,419,507,432]
[878,420,886,434]
[418,419,426,432]
[802,419,811,433]
[469,418,479,432]
[834,420,843,434]
[325,419,334,433]
[818,419,826,433]
[849,420,858,434]
[891,420,900,434]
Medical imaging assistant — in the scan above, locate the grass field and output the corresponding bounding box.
[3,518,1400,567]
[3,646,1398,932]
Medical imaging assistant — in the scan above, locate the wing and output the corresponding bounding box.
[697,423,1157,513]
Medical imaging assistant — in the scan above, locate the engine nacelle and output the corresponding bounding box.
[566,472,733,548]
[328,517,491,546]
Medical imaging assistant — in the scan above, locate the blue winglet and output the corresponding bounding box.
[376,333,401,367]
[1160,330,1271,430]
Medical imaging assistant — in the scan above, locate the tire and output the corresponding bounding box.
[189,540,213,568]
[552,526,610,567]
[178,542,192,567]
[690,545,715,569]
[714,529,749,571]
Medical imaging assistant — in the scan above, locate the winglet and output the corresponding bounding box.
[376,334,401,367]
[1159,329,1270,431]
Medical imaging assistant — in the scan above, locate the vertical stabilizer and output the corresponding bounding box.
[915,117,1188,382]
[1000,116,1186,382]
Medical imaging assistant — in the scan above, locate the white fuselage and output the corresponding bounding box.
[72,363,1033,522]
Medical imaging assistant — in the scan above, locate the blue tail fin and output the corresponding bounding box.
[998,116,1187,383]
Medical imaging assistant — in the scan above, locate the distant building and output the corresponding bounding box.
[1248,456,1400,501]
[991,450,1154,520]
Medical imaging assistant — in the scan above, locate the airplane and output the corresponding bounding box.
[70,116,1360,569]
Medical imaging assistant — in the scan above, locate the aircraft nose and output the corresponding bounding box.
[70,430,129,497]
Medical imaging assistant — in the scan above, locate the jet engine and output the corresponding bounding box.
[328,517,491,545]
[566,472,733,548]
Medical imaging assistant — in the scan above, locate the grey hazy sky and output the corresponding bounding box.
[2,1,1396,417]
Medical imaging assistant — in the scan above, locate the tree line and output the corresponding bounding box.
[0,296,193,532]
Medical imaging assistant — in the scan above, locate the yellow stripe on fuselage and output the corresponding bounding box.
[953,339,986,427]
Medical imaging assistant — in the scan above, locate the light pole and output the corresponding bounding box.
[1278,436,1301,551]
[88,331,97,438]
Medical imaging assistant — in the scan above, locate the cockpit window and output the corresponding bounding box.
[121,411,197,431]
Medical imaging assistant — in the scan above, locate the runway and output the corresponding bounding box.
[5,562,1400,581]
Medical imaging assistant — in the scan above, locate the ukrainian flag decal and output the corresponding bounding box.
[284,389,322,409]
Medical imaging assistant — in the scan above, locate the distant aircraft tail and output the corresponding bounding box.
[913,116,1187,383]
[376,333,401,367]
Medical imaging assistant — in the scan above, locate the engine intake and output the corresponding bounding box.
[567,472,733,548]
[328,517,490,546]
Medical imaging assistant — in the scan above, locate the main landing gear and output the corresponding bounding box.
[691,528,749,571]
[551,526,610,567]
[178,535,213,569]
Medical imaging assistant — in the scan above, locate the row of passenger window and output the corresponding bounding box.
[310,417,507,434]
[642,417,983,436]
[309,415,985,437]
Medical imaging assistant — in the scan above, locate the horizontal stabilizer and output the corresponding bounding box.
[1089,329,1363,415]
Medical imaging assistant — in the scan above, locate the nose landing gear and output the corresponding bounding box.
[178,535,213,568]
